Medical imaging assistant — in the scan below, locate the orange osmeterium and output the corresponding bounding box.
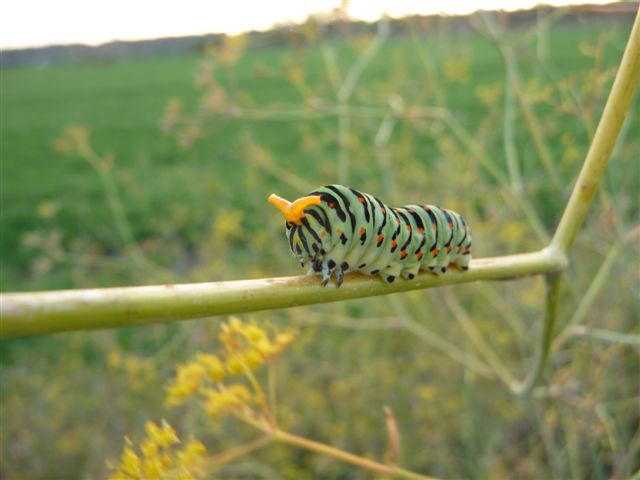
[268,193,321,224]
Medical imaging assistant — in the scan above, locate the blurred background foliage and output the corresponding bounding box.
[2,7,639,479]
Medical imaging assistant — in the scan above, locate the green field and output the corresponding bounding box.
[2,15,639,479]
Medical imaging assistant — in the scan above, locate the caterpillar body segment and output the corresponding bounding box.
[268,185,472,287]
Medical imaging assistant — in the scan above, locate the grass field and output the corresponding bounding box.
[2,13,639,479]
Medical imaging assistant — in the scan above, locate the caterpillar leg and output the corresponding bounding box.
[423,265,447,275]
[452,254,471,272]
[400,264,421,280]
[321,261,333,286]
[379,264,403,284]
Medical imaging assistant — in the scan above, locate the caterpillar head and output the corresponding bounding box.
[268,193,327,266]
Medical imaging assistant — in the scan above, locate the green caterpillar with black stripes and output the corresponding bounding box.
[269,185,472,287]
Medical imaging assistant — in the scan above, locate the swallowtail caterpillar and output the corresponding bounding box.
[269,185,472,287]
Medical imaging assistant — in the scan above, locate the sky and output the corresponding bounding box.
[1,0,619,49]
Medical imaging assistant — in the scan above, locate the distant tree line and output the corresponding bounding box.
[2,2,634,67]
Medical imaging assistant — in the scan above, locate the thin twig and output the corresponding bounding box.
[204,436,273,469]
[553,226,640,350]
[442,113,550,244]
[271,429,439,480]
[337,19,390,183]
[476,12,563,193]
[390,295,494,378]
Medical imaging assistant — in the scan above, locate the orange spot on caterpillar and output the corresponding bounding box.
[432,223,437,229]
[406,224,411,231]
[377,234,384,242]
[359,226,366,235]
[335,227,342,234]
[400,250,407,259]
[417,227,425,234]
[357,197,365,203]
[320,230,327,237]
[329,202,335,208]
[391,239,398,248]
[446,245,452,253]
[416,251,424,260]
[431,247,440,257]
[448,223,453,229]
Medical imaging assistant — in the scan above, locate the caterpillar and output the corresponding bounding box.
[268,185,472,287]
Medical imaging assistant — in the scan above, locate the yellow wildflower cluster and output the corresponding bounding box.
[442,57,470,84]
[53,125,91,157]
[525,78,553,104]
[165,317,295,415]
[475,83,503,106]
[108,420,205,480]
[220,317,295,371]
[202,384,252,416]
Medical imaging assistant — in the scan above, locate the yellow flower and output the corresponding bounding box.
[242,324,267,343]
[196,353,225,383]
[166,362,206,406]
[177,439,207,470]
[275,332,295,351]
[243,348,265,369]
[443,57,470,84]
[119,442,141,477]
[145,420,179,448]
[225,355,245,375]
[109,420,206,480]
[107,351,121,370]
[475,83,503,106]
[203,384,252,417]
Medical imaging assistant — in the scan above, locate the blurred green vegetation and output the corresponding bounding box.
[2,12,639,479]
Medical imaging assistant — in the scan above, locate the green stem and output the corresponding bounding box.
[390,295,494,378]
[511,272,562,396]
[552,236,625,350]
[443,114,550,244]
[443,289,519,389]
[476,12,562,193]
[551,10,640,253]
[0,249,565,338]
[503,60,524,194]
[570,327,640,346]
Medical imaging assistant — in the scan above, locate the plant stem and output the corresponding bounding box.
[272,429,439,480]
[552,232,630,350]
[443,289,519,389]
[0,249,566,338]
[203,435,272,469]
[511,272,562,396]
[337,19,389,183]
[478,12,563,193]
[551,10,640,253]
[503,59,524,194]
[443,113,550,244]
[391,294,494,377]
